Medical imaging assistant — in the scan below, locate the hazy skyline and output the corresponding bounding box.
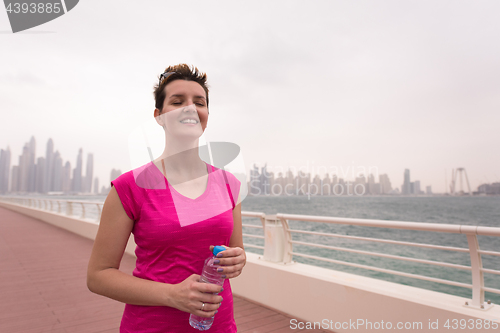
[1,1,499,193]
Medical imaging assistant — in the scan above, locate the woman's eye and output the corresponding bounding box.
[196,103,205,107]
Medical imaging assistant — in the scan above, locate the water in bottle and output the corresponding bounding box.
[189,246,226,331]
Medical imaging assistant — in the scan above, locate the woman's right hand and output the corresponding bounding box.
[169,274,223,318]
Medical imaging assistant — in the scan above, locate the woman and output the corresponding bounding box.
[87,64,245,332]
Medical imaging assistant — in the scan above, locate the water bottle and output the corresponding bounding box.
[189,246,226,331]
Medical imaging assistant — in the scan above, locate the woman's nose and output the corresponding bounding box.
[182,104,197,113]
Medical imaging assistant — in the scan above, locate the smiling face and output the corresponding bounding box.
[154,79,209,137]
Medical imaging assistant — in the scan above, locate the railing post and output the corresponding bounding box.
[465,234,492,310]
[81,203,86,219]
[66,202,73,216]
[263,215,285,263]
[277,214,293,264]
[57,201,61,213]
[96,203,102,222]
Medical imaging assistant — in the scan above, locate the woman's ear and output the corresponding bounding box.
[154,108,165,127]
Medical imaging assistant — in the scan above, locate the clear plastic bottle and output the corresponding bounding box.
[189,246,226,331]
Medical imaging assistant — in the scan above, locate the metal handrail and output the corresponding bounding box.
[0,196,104,222]
[277,212,500,310]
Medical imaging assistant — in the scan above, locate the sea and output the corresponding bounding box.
[9,194,500,304]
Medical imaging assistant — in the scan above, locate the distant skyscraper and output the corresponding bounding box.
[63,161,72,193]
[426,186,432,195]
[94,177,99,194]
[414,180,421,195]
[11,165,19,192]
[44,139,54,193]
[84,153,94,193]
[0,147,11,193]
[379,174,392,194]
[27,136,36,192]
[402,169,411,195]
[52,151,63,192]
[110,169,122,183]
[36,157,45,193]
[19,143,30,192]
[249,164,260,195]
[73,148,83,192]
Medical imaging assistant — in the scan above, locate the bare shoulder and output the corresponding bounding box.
[89,186,134,270]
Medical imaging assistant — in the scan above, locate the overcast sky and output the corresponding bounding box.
[1,0,499,194]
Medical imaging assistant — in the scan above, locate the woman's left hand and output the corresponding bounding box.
[209,245,246,279]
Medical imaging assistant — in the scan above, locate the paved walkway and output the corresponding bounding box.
[0,206,329,333]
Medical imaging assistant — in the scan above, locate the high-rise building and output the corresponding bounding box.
[73,148,83,192]
[63,161,72,193]
[84,153,94,193]
[0,147,11,193]
[27,136,36,192]
[249,164,260,195]
[11,165,19,192]
[52,151,63,192]
[44,139,54,193]
[426,186,432,195]
[36,157,45,193]
[379,174,392,194]
[413,180,421,195]
[402,169,411,195]
[110,169,122,183]
[94,177,100,194]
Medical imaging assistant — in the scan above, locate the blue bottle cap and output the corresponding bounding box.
[212,246,226,256]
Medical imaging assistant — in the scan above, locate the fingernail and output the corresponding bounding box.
[217,253,223,257]
[221,287,224,292]
[221,296,223,301]
[215,310,218,314]
[217,268,223,272]
[214,260,220,264]
[222,275,226,278]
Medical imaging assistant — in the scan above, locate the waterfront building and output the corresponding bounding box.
[379,173,392,194]
[84,153,94,193]
[94,178,99,194]
[110,169,122,183]
[321,173,332,196]
[249,164,260,195]
[426,185,432,195]
[414,180,421,195]
[72,149,83,192]
[10,165,19,192]
[27,136,36,192]
[44,139,54,193]
[52,151,63,192]
[0,147,11,193]
[478,183,500,195]
[62,161,72,193]
[402,168,411,195]
[35,157,45,193]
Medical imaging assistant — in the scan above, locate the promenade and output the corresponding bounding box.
[0,206,328,333]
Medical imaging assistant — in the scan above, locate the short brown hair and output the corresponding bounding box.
[153,64,209,111]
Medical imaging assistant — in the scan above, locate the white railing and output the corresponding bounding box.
[241,211,265,251]
[0,196,103,222]
[275,213,500,311]
[2,196,499,310]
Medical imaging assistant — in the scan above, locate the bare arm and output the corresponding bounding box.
[211,194,246,279]
[87,186,222,317]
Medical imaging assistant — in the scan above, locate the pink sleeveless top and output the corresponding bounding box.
[111,161,240,333]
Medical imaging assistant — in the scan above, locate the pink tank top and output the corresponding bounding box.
[111,161,240,333]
